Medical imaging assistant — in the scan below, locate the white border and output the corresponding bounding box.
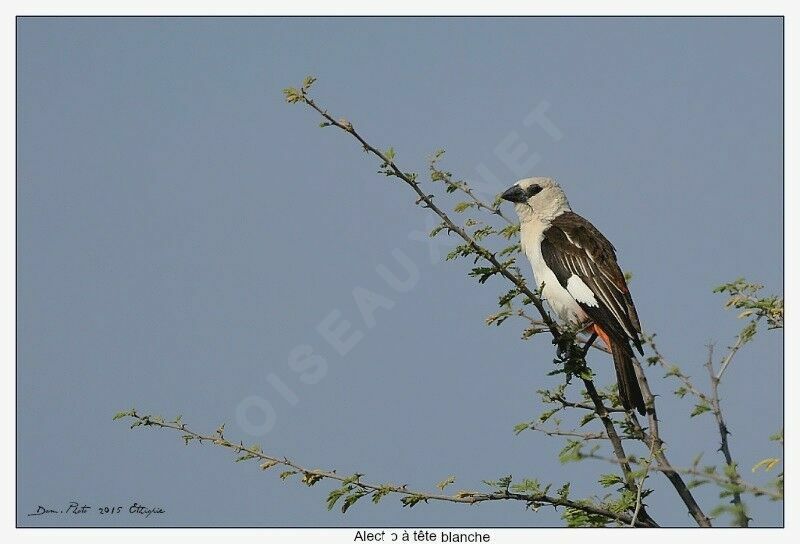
[3,2,794,543]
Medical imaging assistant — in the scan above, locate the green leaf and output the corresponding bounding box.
[562,502,611,527]
[513,422,530,435]
[372,485,392,504]
[436,475,456,491]
[326,486,350,510]
[301,472,325,486]
[578,412,596,427]
[472,225,494,240]
[235,452,256,462]
[498,288,521,306]
[690,403,712,417]
[445,244,472,261]
[482,475,512,491]
[470,266,499,284]
[498,244,520,257]
[400,494,427,508]
[341,490,368,513]
[687,479,709,489]
[538,408,558,423]
[723,463,740,479]
[510,478,541,494]
[341,473,364,485]
[558,440,584,464]
[282,87,302,104]
[499,223,520,239]
[429,222,448,238]
[738,321,758,344]
[301,75,317,91]
[598,473,624,488]
[485,309,512,326]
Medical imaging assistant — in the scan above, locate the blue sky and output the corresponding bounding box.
[17,16,782,526]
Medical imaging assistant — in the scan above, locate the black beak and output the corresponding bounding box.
[501,185,527,204]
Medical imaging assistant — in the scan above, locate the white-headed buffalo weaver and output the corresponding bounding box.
[501,177,646,415]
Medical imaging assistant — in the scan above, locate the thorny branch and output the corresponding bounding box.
[705,344,749,526]
[428,156,514,224]
[583,450,782,501]
[118,411,656,527]
[284,81,713,527]
[644,334,709,403]
[120,79,782,528]
[628,358,711,526]
[645,306,781,529]
[631,439,658,527]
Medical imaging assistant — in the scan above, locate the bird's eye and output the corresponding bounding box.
[526,184,542,197]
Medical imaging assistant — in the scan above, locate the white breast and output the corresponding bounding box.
[520,221,588,324]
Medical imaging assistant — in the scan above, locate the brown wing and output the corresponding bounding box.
[541,211,643,353]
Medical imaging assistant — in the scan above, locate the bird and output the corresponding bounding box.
[501,177,646,415]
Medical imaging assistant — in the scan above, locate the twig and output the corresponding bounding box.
[580,378,658,527]
[551,395,627,414]
[291,87,722,528]
[705,344,749,526]
[628,358,712,527]
[429,161,513,224]
[584,450,782,501]
[716,335,744,382]
[644,335,708,402]
[631,435,658,527]
[298,92,562,340]
[528,424,610,442]
[120,412,656,527]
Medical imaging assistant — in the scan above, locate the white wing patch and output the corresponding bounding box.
[566,275,599,307]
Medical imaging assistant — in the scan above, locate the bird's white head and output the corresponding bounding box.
[500,177,571,224]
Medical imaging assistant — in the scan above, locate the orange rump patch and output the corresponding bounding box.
[591,323,612,351]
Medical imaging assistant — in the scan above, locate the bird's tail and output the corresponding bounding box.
[611,340,646,415]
